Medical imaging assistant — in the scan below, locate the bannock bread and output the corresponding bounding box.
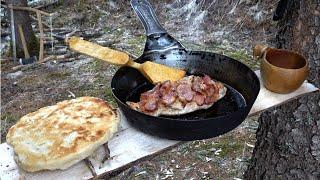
[6,97,119,172]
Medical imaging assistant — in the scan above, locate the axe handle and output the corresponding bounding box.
[10,5,17,62]
[36,11,44,62]
[18,25,30,58]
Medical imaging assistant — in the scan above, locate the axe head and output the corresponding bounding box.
[19,56,37,65]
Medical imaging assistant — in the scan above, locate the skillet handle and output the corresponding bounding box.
[131,0,185,54]
[131,0,166,36]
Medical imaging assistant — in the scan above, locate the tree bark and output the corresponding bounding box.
[274,0,320,87]
[244,92,320,180]
[6,0,39,58]
[244,0,320,179]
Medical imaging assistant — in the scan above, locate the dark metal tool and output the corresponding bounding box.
[110,0,260,140]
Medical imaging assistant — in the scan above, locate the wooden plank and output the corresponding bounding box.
[0,115,178,180]
[87,117,179,177]
[0,143,93,180]
[249,71,318,115]
[36,11,44,62]
[3,4,52,16]
[0,70,318,179]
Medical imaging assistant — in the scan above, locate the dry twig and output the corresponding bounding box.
[84,158,97,178]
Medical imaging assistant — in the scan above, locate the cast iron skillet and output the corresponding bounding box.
[111,0,260,140]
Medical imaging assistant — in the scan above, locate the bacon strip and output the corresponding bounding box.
[177,83,194,102]
[139,84,161,112]
[134,75,223,113]
[193,93,205,106]
[159,81,177,105]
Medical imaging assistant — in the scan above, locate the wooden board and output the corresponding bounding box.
[0,143,93,180]
[0,70,318,180]
[249,71,319,115]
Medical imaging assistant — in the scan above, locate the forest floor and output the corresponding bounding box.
[1,0,278,179]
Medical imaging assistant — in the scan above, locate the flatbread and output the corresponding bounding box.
[6,97,119,172]
[127,75,227,116]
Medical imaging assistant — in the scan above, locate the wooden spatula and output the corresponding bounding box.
[67,36,186,84]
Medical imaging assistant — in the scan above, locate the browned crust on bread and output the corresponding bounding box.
[6,97,120,172]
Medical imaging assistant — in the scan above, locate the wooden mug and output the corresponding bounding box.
[253,44,309,94]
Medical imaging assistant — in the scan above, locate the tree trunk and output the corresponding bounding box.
[244,0,320,179]
[244,92,320,180]
[7,0,39,58]
[274,0,320,88]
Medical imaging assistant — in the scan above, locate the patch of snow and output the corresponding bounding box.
[205,157,212,162]
[249,3,260,13]
[135,171,147,177]
[212,30,225,37]
[107,0,118,9]
[214,148,222,155]
[228,2,238,15]
[180,0,198,21]
[7,71,24,79]
[315,35,320,46]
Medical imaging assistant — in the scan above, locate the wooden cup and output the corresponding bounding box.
[253,45,309,94]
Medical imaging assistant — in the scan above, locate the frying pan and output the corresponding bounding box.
[111,0,260,140]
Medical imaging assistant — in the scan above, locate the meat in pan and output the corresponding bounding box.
[127,75,227,116]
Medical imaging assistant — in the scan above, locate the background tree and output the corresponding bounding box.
[244,0,320,179]
[6,0,38,59]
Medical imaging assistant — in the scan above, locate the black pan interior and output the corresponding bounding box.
[112,49,260,120]
[111,0,260,140]
[125,81,246,120]
[111,49,260,140]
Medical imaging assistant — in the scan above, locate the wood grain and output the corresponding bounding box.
[68,37,186,84]
[68,37,130,66]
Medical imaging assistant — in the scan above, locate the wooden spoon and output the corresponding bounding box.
[67,36,186,84]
